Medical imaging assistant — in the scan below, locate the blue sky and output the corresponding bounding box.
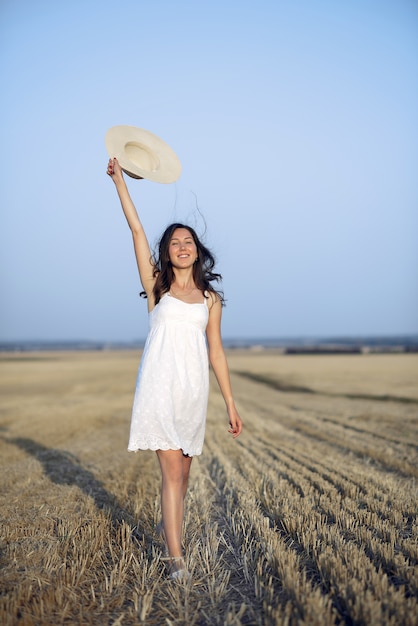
[1,0,417,342]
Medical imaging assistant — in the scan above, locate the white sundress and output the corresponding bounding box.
[128,292,210,457]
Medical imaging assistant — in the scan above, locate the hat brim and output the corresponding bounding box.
[105,125,182,184]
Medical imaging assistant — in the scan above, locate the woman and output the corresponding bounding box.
[107,157,242,580]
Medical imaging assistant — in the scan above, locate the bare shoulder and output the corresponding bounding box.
[205,289,222,311]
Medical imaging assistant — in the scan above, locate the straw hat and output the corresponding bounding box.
[105,125,182,183]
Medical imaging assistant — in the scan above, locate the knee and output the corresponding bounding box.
[157,450,187,487]
[161,462,184,486]
[168,466,184,485]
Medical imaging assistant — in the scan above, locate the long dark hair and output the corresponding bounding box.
[142,223,224,305]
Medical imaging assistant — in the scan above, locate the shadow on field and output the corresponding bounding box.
[5,436,135,529]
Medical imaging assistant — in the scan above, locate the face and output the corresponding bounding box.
[168,228,198,268]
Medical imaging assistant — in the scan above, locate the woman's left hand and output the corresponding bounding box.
[227,406,243,438]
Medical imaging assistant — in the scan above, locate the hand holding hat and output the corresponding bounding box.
[106,156,125,181]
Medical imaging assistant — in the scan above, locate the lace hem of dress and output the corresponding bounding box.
[127,436,202,457]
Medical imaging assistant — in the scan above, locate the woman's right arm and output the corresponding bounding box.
[107,158,156,305]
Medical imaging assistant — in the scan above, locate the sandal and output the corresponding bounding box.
[170,568,190,581]
[161,556,191,581]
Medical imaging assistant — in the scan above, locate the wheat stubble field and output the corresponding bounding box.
[0,351,417,626]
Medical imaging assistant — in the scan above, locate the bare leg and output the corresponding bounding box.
[156,449,193,561]
[182,453,193,501]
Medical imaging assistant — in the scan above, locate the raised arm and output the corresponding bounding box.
[107,158,156,306]
[206,296,243,438]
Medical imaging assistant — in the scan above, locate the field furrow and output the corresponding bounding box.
[1,351,417,625]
